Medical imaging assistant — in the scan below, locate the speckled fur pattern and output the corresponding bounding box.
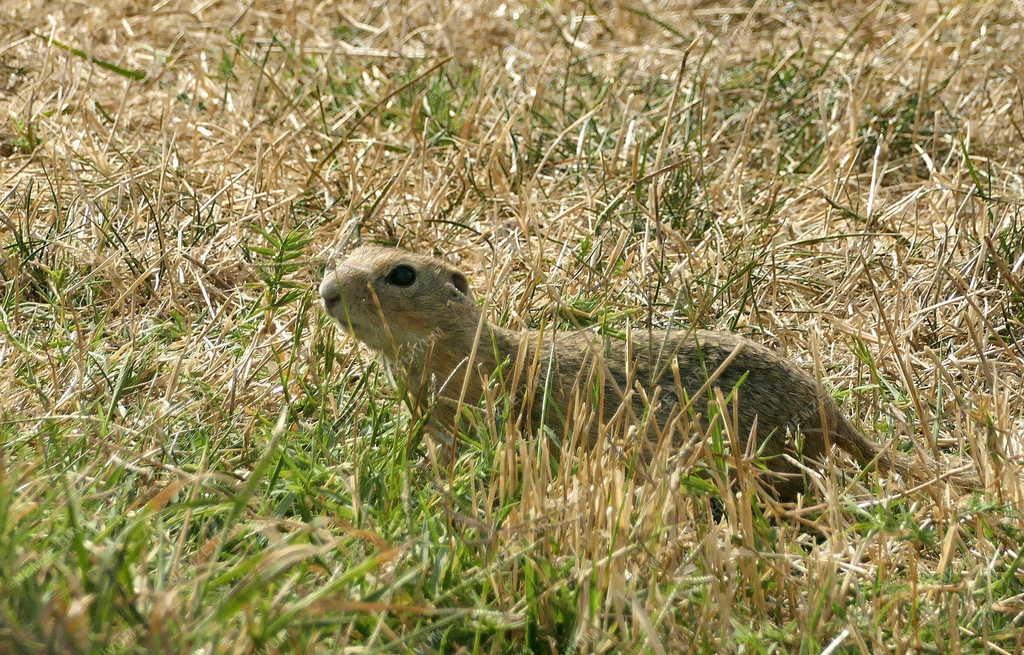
[320,246,930,499]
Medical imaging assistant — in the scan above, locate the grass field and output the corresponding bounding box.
[2,1,1023,652]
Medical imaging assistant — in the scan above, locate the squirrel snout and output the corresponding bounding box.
[319,275,342,308]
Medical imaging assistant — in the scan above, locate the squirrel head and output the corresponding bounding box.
[320,245,478,354]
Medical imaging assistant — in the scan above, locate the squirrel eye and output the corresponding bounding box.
[385,264,416,287]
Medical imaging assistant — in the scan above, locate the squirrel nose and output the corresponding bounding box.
[319,275,342,308]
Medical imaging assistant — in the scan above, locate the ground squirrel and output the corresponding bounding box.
[320,245,959,499]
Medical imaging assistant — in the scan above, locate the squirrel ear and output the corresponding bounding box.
[450,272,471,298]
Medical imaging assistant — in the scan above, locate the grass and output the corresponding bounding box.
[1,1,1023,652]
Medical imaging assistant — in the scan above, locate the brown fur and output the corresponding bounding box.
[320,245,970,499]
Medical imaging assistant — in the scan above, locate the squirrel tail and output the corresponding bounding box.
[832,413,980,492]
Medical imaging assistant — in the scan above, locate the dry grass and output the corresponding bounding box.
[1,0,1023,652]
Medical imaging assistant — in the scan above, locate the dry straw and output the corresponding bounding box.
[0,0,1022,652]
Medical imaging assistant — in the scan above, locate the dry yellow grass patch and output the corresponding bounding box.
[1,1,1022,652]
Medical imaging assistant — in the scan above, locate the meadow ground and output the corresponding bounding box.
[1,1,1023,652]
